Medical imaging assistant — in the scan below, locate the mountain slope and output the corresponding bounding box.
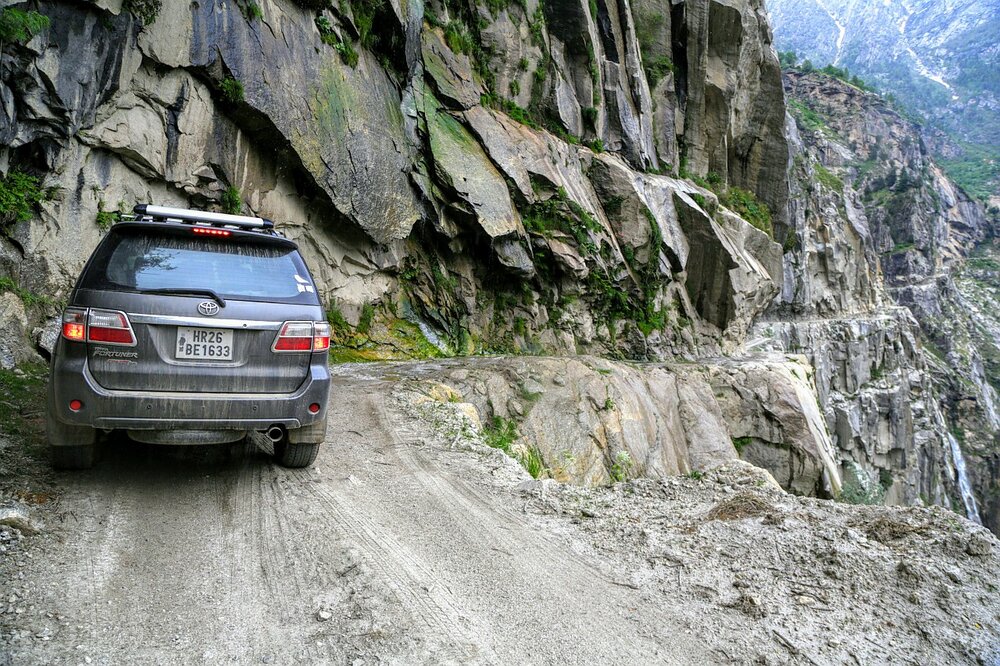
[766,0,1000,202]
[764,69,1000,533]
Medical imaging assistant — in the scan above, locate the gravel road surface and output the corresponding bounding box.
[1,374,710,664]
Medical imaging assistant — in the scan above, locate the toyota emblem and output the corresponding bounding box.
[198,301,220,316]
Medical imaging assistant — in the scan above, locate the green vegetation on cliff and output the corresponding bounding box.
[720,187,773,237]
[0,8,49,43]
[0,277,55,308]
[221,186,243,215]
[0,170,44,230]
[220,77,245,104]
[0,363,47,453]
[939,142,1000,203]
[692,173,774,238]
[123,0,161,25]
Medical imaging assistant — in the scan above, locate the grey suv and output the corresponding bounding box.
[46,204,331,469]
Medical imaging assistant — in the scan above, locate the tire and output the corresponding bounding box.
[46,402,97,470]
[273,440,320,468]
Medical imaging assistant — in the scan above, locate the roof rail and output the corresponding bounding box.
[132,204,275,230]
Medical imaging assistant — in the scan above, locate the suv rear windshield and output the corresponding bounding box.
[78,225,320,304]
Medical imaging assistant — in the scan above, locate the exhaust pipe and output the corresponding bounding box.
[265,426,285,443]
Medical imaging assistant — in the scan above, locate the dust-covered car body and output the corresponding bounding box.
[46,205,330,469]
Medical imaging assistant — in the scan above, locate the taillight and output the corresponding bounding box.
[272,322,330,353]
[273,322,314,352]
[87,309,136,346]
[313,322,331,351]
[62,308,87,341]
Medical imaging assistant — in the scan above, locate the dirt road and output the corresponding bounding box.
[1,374,711,664]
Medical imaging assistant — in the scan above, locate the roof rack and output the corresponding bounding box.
[131,204,277,231]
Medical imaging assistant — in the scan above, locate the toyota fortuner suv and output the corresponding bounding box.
[46,204,331,469]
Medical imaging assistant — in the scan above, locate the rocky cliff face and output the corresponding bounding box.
[0,0,790,365]
[0,1,995,531]
[759,70,999,532]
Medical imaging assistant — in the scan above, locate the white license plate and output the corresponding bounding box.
[175,327,234,360]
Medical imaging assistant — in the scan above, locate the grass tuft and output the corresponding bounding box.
[220,77,245,104]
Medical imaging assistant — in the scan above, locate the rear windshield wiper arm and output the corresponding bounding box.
[139,288,227,307]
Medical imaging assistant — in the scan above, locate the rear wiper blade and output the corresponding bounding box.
[140,288,226,307]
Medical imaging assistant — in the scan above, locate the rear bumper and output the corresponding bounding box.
[50,356,330,431]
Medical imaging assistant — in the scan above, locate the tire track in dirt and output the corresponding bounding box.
[297,390,490,663]
[4,375,713,665]
[302,384,708,664]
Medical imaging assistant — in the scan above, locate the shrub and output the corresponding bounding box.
[326,304,351,337]
[444,20,474,55]
[783,228,797,254]
[643,55,674,88]
[720,187,772,237]
[482,416,518,453]
[245,2,263,20]
[610,450,632,482]
[220,77,244,104]
[123,0,161,25]
[0,170,45,229]
[814,164,844,192]
[519,445,547,479]
[95,201,117,231]
[334,40,359,67]
[357,303,374,334]
[350,0,387,50]
[292,0,333,9]
[315,15,334,34]
[732,436,753,453]
[482,416,547,478]
[0,8,50,43]
[221,186,242,214]
[0,276,53,308]
[787,99,825,133]
[839,476,886,505]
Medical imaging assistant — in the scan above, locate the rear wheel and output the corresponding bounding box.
[273,440,320,468]
[46,403,97,470]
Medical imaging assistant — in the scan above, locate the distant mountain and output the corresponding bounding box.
[766,0,1000,203]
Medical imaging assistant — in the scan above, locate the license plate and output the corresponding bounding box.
[175,327,234,360]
